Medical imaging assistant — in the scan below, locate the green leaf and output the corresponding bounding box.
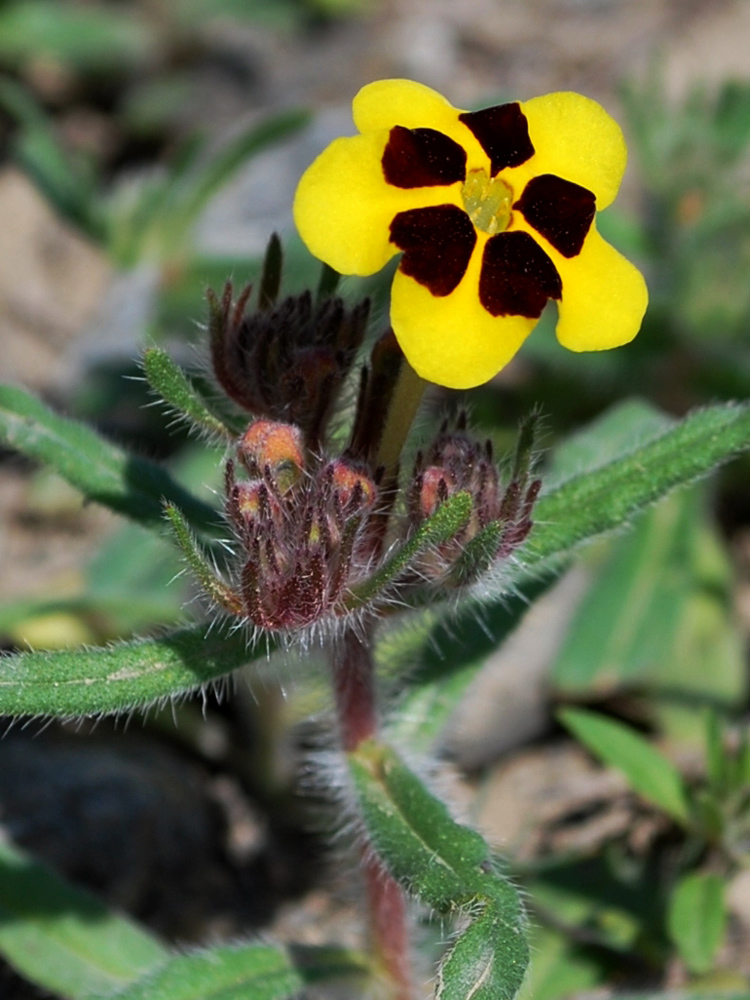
[96,942,368,1000]
[0,840,166,999]
[546,398,674,487]
[0,384,218,535]
[515,927,607,1000]
[142,348,233,439]
[164,502,243,613]
[121,944,300,1000]
[345,491,473,610]
[524,402,750,571]
[667,872,727,974]
[349,741,529,1000]
[383,574,558,753]
[551,488,744,732]
[558,708,690,824]
[0,623,269,716]
[704,710,727,795]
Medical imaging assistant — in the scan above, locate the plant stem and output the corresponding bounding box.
[332,629,413,1000]
[375,359,427,490]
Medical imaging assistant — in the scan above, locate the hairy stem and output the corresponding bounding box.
[332,629,413,1000]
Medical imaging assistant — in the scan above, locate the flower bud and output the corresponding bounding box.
[208,274,370,450]
[327,459,377,513]
[407,417,540,586]
[415,465,456,519]
[238,420,304,494]
[221,439,379,633]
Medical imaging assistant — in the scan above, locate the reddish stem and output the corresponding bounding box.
[332,629,413,1000]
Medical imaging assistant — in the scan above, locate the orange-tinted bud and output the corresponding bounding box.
[233,481,269,520]
[328,459,377,512]
[239,420,304,493]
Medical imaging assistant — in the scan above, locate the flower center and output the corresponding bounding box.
[461,169,513,235]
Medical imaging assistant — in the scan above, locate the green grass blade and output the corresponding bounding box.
[0,840,167,999]
[349,741,529,1000]
[175,109,311,231]
[667,872,727,975]
[0,623,270,716]
[559,708,690,824]
[0,384,219,535]
[0,78,104,239]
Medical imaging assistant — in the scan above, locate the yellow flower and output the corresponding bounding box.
[294,79,648,390]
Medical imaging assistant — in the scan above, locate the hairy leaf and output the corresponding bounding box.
[559,709,690,823]
[0,623,269,716]
[164,503,243,613]
[545,398,674,488]
[349,741,529,1000]
[142,349,233,439]
[525,402,750,570]
[97,942,367,1000]
[0,840,166,999]
[0,384,218,534]
[345,491,472,610]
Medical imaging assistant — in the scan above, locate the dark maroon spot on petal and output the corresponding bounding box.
[458,103,534,175]
[390,205,476,297]
[515,174,596,257]
[382,126,467,188]
[479,231,561,318]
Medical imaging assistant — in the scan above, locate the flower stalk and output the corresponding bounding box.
[333,629,413,1000]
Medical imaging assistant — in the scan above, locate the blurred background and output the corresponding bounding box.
[2,1,750,997]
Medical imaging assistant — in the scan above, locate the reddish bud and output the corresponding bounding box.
[208,273,370,451]
[407,419,541,586]
[417,466,456,519]
[219,437,379,633]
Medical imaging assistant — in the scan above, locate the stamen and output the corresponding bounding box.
[461,169,513,235]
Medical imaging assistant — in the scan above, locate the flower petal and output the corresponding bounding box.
[554,223,648,352]
[479,231,561,318]
[352,78,488,168]
[458,103,535,174]
[383,126,466,188]
[293,131,461,276]
[514,173,595,258]
[390,205,476,296]
[519,92,627,209]
[390,236,537,389]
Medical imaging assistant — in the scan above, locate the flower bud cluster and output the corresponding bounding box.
[408,415,541,584]
[209,280,369,450]
[223,419,377,632]
[163,247,544,635]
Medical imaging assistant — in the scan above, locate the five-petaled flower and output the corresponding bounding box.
[294,79,648,389]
